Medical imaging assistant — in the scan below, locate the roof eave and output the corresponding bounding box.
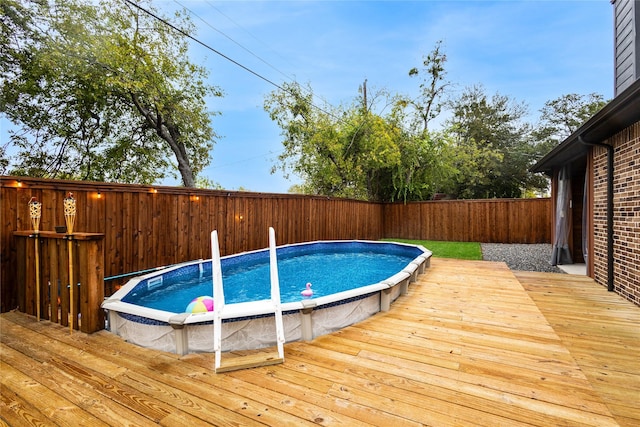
[531,79,640,176]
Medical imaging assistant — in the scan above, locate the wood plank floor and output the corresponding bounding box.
[516,270,640,427]
[2,258,638,426]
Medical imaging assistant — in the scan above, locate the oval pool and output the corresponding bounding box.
[102,240,431,355]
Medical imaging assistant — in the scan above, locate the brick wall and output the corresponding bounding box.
[592,121,640,305]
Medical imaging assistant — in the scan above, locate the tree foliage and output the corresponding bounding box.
[265,80,455,202]
[532,93,608,155]
[445,85,543,198]
[266,42,456,203]
[0,0,221,186]
[265,82,394,200]
[406,40,449,134]
[265,33,609,202]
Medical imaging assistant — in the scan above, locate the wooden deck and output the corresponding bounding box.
[2,258,639,426]
[516,270,640,427]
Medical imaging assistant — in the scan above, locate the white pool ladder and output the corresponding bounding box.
[211,227,285,372]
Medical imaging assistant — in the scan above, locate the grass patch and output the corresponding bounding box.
[382,238,482,260]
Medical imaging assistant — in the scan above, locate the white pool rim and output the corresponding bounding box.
[101,239,432,354]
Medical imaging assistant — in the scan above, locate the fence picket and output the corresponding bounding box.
[1,176,550,312]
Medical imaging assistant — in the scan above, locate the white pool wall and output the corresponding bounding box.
[102,240,431,354]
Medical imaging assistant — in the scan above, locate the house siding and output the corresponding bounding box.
[614,0,640,95]
[592,121,640,304]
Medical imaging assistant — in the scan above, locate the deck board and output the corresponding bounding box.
[2,258,638,426]
[516,270,640,427]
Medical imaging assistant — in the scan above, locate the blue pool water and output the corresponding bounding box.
[122,242,421,313]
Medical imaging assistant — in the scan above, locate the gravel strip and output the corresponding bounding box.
[481,243,565,273]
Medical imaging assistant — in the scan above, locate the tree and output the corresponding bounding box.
[265,81,410,201]
[375,40,454,201]
[0,0,221,187]
[445,85,544,198]
[406,40,449,134]
[532,93,608,155]
[383,98,455,201]
[265,42,455,203]
[265,79,456,202]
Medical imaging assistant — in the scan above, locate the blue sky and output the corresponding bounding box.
[1,1,614,193]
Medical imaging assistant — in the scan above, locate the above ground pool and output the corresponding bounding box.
[102,239,431,355]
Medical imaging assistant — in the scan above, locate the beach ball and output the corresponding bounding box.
[186,296,214,313]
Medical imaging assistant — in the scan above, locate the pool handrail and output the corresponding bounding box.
[211,227,285,370]
[269,227,286,362]
[211,229,224,369]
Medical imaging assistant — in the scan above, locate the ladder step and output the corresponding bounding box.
[215,349,284,373]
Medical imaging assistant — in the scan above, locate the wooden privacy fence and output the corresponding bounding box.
[1,176,551,315]
[383,198,552,243]
[1,176,384,314]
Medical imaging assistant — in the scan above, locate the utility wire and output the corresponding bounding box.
[124,0,340,121]
[175,0,296,84]
[123,0,286,92]
[195,0,338,113]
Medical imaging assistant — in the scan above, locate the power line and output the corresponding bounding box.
[122,0,378,172]
[175,0,296,85]
[125,0,341,122]
[195,1,340,113]
[123,0,287,93]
